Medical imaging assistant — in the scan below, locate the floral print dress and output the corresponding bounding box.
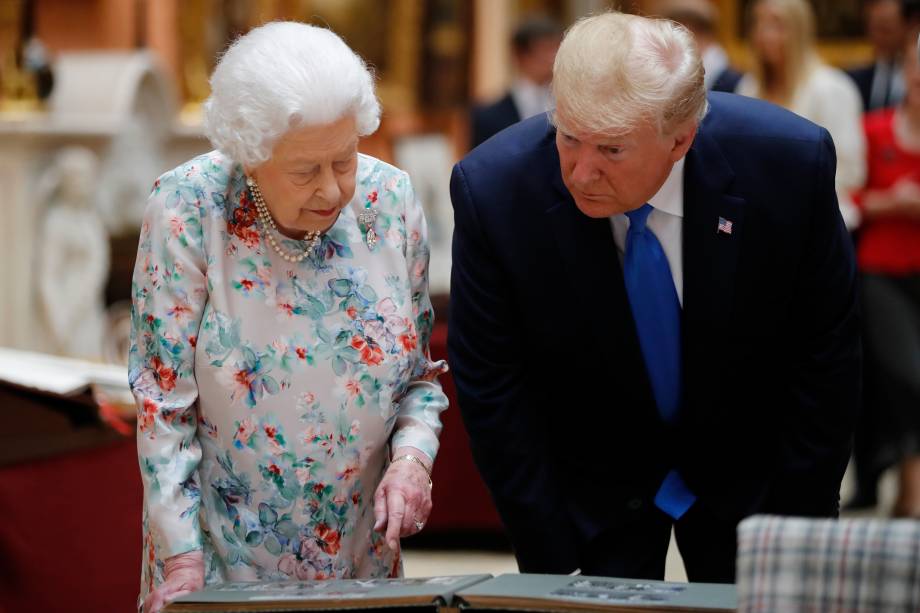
[129,151,448,606]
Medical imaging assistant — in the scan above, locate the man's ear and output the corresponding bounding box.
[669,120,698,162]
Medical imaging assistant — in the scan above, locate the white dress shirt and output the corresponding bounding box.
[510,77,553,121]
[610,157,685,306]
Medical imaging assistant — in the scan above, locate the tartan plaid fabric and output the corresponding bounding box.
[737,515,920,613]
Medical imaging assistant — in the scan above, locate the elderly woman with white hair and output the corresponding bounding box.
[130,22,447,613]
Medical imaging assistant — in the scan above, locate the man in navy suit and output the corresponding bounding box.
[654,0,742,93]
[846,0,907,111]
[469,16,562,149]
[449,12,860,583]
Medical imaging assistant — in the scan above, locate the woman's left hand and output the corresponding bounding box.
[373,446,433,551]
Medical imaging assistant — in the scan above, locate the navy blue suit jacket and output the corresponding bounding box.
[470,93,521,150]
[448,92,861,573]
[847,63,876,112]
[711,66,742,94]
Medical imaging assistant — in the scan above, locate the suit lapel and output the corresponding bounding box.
[545,143,654,416]
[547,151,626,319]
[682,126,745,394]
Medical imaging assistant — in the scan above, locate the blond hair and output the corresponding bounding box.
[747,0,820,107]
[551,11,707,137]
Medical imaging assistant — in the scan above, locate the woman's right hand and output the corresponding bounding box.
[143,550,205,613]
[865,178,920,219]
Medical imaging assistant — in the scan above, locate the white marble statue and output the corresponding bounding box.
[36,146,110,360]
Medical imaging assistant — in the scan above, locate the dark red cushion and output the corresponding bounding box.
[0,438,142,613]
[426,323,503,533]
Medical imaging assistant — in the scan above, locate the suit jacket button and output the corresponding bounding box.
[627,498,643,510]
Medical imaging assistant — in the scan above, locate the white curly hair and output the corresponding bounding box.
[203,21,381,167]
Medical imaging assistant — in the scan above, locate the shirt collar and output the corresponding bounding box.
[647,157,685,219]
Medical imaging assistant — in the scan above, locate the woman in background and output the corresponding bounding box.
[736,0,866,230]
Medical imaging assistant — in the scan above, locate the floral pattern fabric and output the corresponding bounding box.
[129,151,448,606]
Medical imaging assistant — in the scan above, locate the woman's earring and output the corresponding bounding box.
[358,208,378,249]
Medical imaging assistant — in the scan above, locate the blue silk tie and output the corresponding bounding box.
[623,204,696,520]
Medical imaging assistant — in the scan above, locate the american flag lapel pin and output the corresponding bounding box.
[717,216,733,235]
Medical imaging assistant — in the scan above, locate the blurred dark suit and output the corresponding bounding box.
[847,60,903,111]
[710,66,742,93]
[470,94,522,149]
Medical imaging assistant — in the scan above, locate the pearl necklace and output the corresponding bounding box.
[246,176,321,263]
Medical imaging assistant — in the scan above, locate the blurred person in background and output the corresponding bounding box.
[846,0,907,113]
[653,0,742,93]
[849,28,920,517]
[131,22,447,613]
[737,0,866,231]
[469,15,562,149]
